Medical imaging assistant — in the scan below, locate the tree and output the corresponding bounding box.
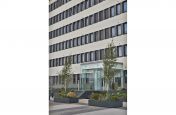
[58,56,72,92]
[103,40,118,92]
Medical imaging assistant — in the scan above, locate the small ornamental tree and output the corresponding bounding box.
[103,40,118,92]
[58,56,72,92]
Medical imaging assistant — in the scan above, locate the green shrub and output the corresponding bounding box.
[67,92,77,98]
[90,93,100,100]
[117,92,127,101]
[110,95,119,101]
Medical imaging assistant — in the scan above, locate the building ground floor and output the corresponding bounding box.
[49,60,127,91]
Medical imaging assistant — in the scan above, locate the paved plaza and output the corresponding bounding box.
[49,101,127,115]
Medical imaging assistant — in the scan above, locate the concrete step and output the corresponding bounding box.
[79,99,89,104]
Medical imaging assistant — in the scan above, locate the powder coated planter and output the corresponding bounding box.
[88,99,122,108]
[54,97,78,103]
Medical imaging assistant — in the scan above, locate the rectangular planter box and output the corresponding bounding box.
[88,99,122,108]
[54,97,78,103]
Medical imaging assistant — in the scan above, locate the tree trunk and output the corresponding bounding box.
[64,80,66,92]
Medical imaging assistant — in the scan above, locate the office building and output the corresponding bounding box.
[49,0,127,91]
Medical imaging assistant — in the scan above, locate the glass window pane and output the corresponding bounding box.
[111,6,115,17]
[117,25,122,35]
[111,26,116,37]
[85,35,89,44]
[81,36,85,45]
[81,53,85,62]
[77,37,81,46]
[118,46,123,57]
[90,33,94,42]
[116,4,121,15]
[77,54,81,63]
[105,28,110,39]
[123,23,127,34]
[90,51,95,61]
[69,39,73,48]
[123,1,127,12]
[124,45,127,56]
[73,38,77,47]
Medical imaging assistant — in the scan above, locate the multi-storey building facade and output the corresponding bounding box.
[49,0,127,91]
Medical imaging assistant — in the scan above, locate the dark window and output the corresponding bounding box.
[115,77,121,86]
[77,20,81,29]
[123,23,127,34]
[56,43,59,51]
[59,58,62,66]
[122,1,127,13]
[85,34,90,44]
[85,0,89,8]
[99,11,104,21]
[73,55,77,64]
[64,11,66,19]
[66,40,69,49]
[73,74,76,84]
[73,22,76,30]
[59,75,62,84]
[90,33,94,43]
[111,26,117,37]
[66,10,69,18]
[77,37,81,46]
[53,44,56,52]
[54,59,56,67]
[81,2,85,11]
[70,23,73,32]
[100,49,104,60]
[81,19,84,28]
[49,60,52,67]
[110,6,115,17]
[63,41,66,50]
[69,8,72,16]
[56,29,59,36]
[116,4,121,15]
[73,6,76,15]
[100,29,105,40]
[90,0,94,6]
[49,46,52,53]
[59,28,61,35]
[66,25,69,33]
[94,13,99,23]
[85,52,89,62]
[124,45,127,56]
[105,8,110,19]
[69,39,73,48]
[117,24,122,36]
[105,28,110,39]
[56,58,59,66]
[81,53,85,62]
[77,74,80,84]
[59,13,61,21]
[77,4,81,12]
[85,17,89,26]
[77,54,81,63]
[62,57,65,65]
[117,46,124,57]
[95,31,100,41]
[58,43,61,50]
[90,51,95,61]
[81,36,85,45]
[89,15,94,24]
[85,52,90,62]
[73,38,77,47]
[95,50,100,60]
